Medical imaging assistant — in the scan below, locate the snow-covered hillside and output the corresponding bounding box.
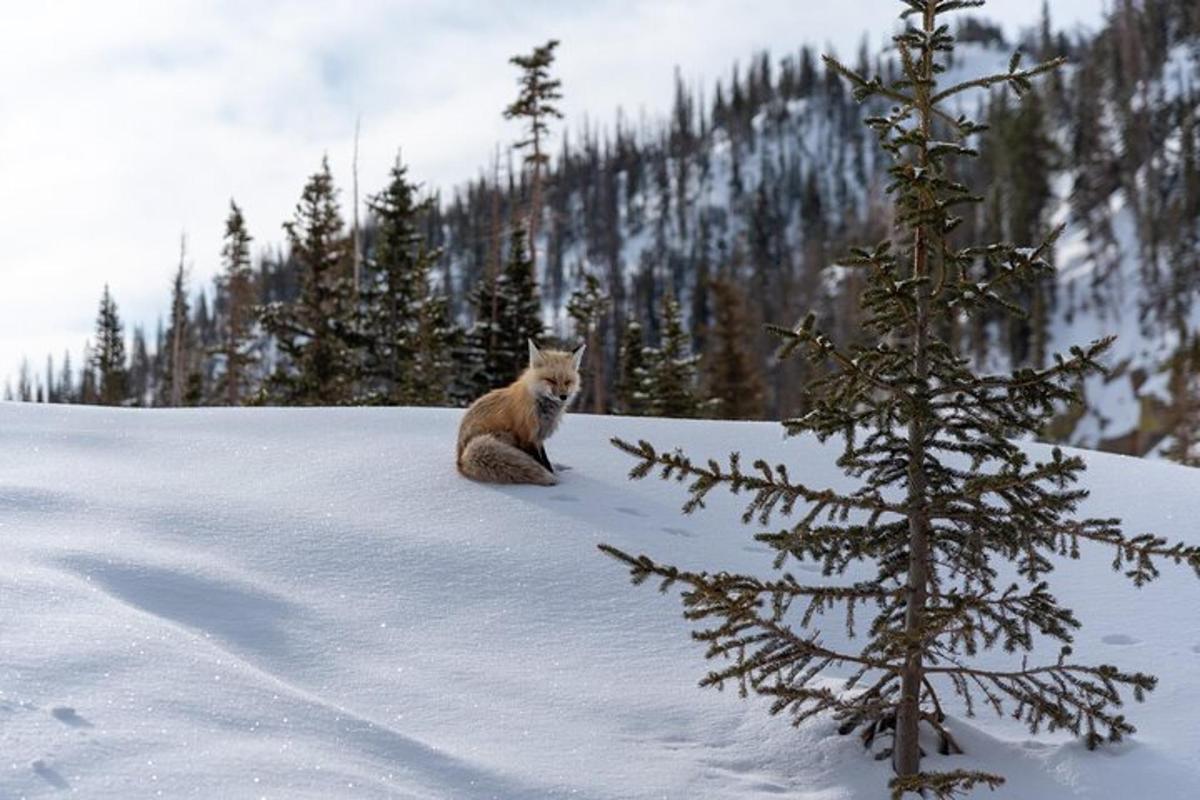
[2,403,1199,798]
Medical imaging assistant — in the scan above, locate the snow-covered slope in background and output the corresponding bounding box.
[1051,38,1200,452]
[2,404,1199,798]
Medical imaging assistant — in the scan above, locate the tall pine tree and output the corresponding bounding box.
[359,156,459,405]
[162,239,193,407]
[504,39,562,282]
[600,4,1200,797]
[260,157,356,405]
[91,285,127,406]
[215,201,259,405]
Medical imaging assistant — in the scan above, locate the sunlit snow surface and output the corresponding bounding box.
[1,403,1198,798]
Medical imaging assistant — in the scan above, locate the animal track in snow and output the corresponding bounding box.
[1102,634,1141,646]
[51,707,93,728]
[32,760,69,790]
[661,527,695,538]
[614,507,646,517]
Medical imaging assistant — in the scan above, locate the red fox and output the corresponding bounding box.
[457,340,585,486]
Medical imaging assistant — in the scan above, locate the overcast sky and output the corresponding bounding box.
[0,0,1108,390]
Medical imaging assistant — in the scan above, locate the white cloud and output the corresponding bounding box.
[0,0,1105,388]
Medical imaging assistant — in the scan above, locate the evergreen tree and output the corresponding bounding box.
[91,285,127,405]
[643,292,706,419]
[58,350,74,404]
[496,222,545,379]
[600,5,1200,797]
[455,270,506,404]
[359,156,458,405]
[702,277,765,420]
[129,325,152,406]
[259,156,356,405]
[614,317,650,416]
[162,239,192,407]
[566,272,610,412]
[458,221,545,397]
[982,88,1057,367]
[79,342,97,404]
[407,287,460,406]
[44,355,57,404]
[1164,334,1200,467]
[16,359,33,403]
[504,39,562,280]
[216,201,259,405]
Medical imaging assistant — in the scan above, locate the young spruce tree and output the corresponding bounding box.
[614,317,650,416]
[601,3,1200,797]
[643,292,707,419]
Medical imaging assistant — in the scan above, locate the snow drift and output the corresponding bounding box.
[1,403,1198,798]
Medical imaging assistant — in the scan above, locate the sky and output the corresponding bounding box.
[0,0,1108,391]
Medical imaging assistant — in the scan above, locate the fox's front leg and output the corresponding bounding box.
[535,445,554,473]
[539,445,572,472]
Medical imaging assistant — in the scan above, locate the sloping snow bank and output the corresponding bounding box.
[1,403,1198,798]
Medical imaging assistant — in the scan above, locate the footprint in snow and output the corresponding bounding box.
[661,527,695,538]
[1102,634,1141,646]
[51,707,93,729]
[32,760,70,790]
[615,507,647,518]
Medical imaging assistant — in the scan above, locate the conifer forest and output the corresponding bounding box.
[11,0,1194,463]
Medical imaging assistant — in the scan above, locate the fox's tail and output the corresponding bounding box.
[458,434,557,486]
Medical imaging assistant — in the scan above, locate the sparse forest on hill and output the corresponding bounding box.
[12,0,1200,465]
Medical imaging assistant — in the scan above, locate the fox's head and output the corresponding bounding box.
[522,339,584,404]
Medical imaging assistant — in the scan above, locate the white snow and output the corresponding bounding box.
[2,403,1200,798]
[1155,42,1198,104]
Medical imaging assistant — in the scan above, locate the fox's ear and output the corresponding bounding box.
[528,339,543,367]
[571,342,586,369]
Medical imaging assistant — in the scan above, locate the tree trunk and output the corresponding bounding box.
[529,117,542,286]
[894,3,937,780]
[352,117,362,299]
[589,326,605,413]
